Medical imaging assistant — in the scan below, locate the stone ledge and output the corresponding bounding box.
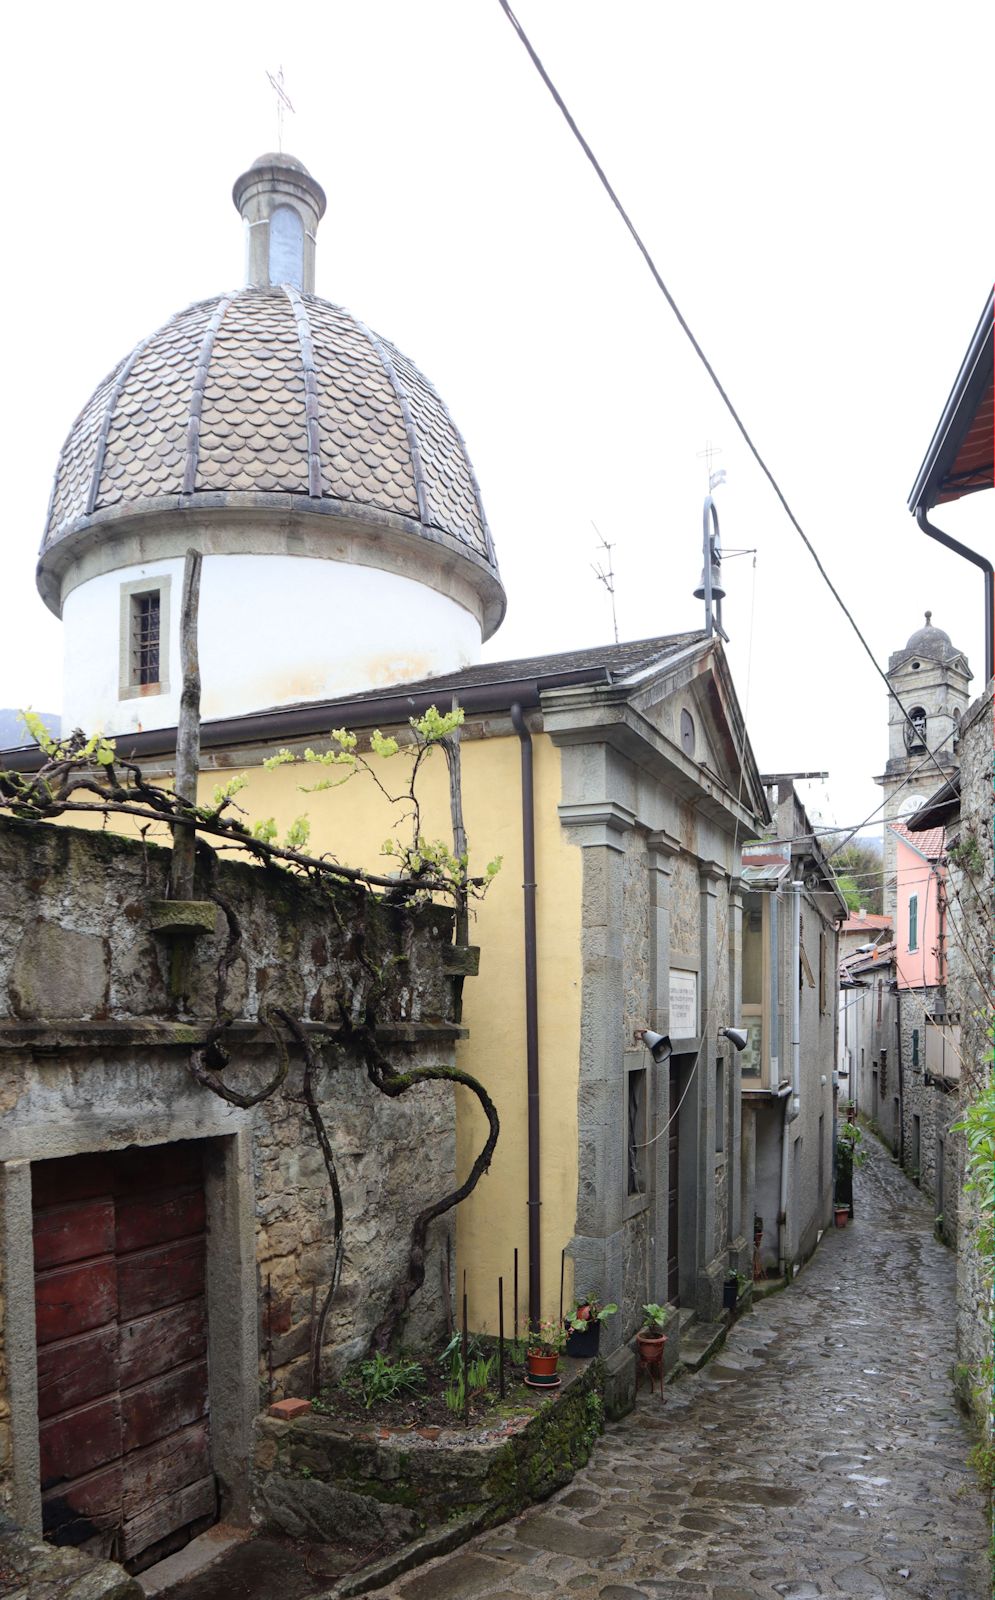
[329,1507,492,1598]
[0,1018,468,1051]
[0,1513,142,1600]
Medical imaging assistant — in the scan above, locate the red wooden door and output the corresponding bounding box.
[32,1143,216,1571]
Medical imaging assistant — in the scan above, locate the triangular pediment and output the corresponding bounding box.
[516,634,770,833]
[623,642,767,819]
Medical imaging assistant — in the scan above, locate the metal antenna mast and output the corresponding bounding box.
[591,523,619,644]
[265,66,295,152]
[694,444,728,641]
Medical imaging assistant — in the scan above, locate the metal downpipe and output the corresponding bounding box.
[790,880,802,1113]
[915,506,994,684]
[510,703,541,1330]
[777,1091,791,1278]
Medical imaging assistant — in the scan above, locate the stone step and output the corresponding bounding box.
[678,1320,727,1372]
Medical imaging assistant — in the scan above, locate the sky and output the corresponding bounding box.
[1,0,992,840]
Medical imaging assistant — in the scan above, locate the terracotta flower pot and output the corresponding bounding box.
[526,1351,559,1383]
[834,1205,848,1229]
[636,1332,666,1363]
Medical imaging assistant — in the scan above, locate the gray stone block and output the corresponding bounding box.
[10,919,109,1018]
[0,1518,142,1600]
[602,1343,635,1420]
[258,1472,419,1549]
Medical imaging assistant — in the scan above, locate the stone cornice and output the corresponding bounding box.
[37,498,506,639]
[557,800,637,851]
[0,1017,466,1053]
[647,828,681,863]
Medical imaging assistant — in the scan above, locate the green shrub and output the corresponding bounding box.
[355,1353,425,1410]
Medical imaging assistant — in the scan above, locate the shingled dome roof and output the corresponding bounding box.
[38,287,502,624]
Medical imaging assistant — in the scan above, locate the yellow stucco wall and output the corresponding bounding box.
[99,727,582,1334]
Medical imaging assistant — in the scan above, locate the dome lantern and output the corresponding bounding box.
[232,152,327,294]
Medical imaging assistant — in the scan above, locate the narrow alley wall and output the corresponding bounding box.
[0,816,464,1517]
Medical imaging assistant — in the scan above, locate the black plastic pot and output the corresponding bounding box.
[722,1276,738,1311]
[564,1319,601,1358]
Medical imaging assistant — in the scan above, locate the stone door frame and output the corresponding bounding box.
[1,1124,257,1535]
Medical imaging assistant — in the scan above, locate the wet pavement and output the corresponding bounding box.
[367,1134,990,1600]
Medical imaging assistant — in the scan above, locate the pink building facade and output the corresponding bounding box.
[892,823,945,992]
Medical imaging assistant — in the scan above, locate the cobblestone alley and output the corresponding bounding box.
[372,1134,990,1600]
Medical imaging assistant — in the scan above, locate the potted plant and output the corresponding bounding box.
[722,1271,738,1311]
[525,1317,568,1386]
[564,1296,618,1358]
[833,1203,849,1228]
[835,1121,865,1217]
[636,1303,668,1364]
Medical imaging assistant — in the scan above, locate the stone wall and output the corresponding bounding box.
[949,686,994,1424]
[621,831,651,1044]
[668,852,700,963]
[898,983,958,1209]
[0,1510,142,1600]
[0,816,466,1517]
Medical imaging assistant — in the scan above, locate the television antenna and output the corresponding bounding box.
[591,523,619,644]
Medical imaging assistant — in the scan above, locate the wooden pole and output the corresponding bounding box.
[266,1273,274,1404]
[461,1289,469,1425]
[170,549,203,903]
[446,696,469,1021]
[498,1276,505,1398]
[165,550,204,1003]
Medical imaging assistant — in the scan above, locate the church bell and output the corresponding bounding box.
[693,558,726,602]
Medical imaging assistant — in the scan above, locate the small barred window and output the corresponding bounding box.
[131,591,160,686]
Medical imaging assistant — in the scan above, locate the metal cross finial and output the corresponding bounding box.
[266,66,296,153]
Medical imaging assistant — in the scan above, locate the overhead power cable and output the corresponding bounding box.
[496,0,968,810]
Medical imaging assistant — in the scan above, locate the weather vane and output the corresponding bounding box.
[697,440,726,492]
[265,66,295,153]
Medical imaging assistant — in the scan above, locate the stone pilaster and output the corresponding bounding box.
[646,830,680,1305]
[561,801,636,1352]
[695,858,724,1315]
[726,877,746,1263]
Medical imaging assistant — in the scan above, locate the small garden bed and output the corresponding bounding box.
[310,1339,534,1432]
[252,1355,605,1595]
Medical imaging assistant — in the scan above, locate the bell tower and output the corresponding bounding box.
[876,612,971,919]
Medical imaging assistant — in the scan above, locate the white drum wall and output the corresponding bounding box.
[61,553,482,736]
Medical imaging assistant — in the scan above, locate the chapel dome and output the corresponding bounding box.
[38,286,502,629]
[37,151,503,641]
